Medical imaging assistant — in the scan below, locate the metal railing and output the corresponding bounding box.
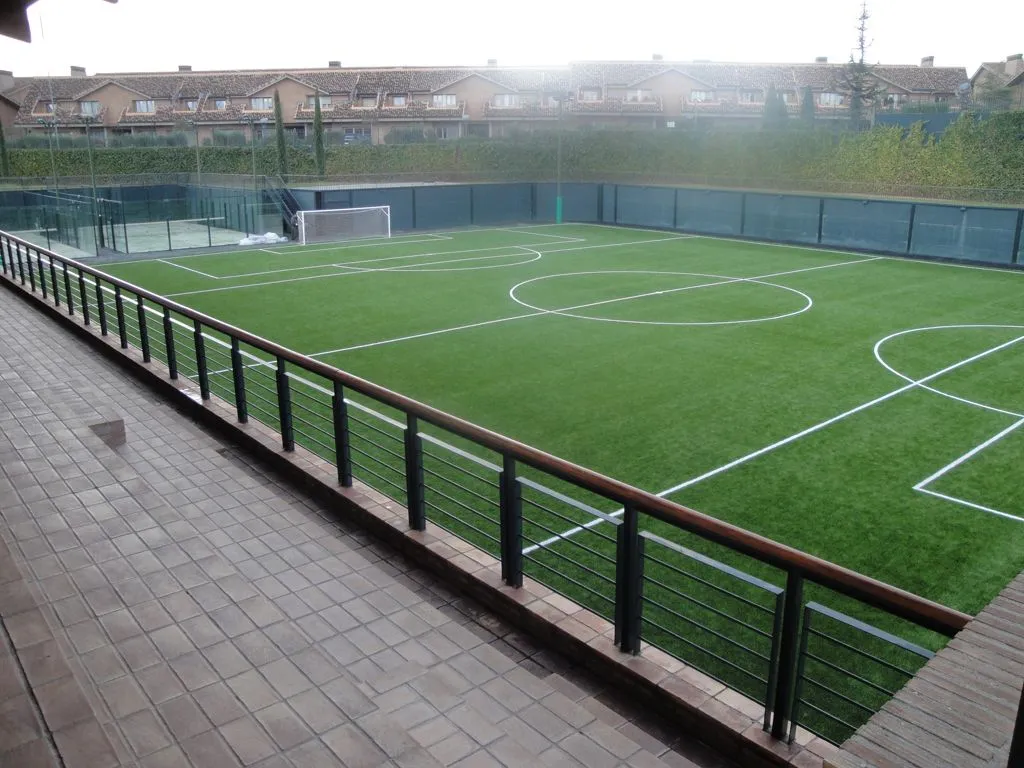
[0,231,977,748]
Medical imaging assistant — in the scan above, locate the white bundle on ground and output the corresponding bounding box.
[238,232,290,246]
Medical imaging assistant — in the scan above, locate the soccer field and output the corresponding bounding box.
[100,222,1024,620]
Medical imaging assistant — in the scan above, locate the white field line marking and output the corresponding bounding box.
[163,234,692,298]
[522,333,1024,554]
[494,227,586,242]
[912,417,1024,523]
[873,324,1024,419]
[309,256,878,357]
[157,259,219,279]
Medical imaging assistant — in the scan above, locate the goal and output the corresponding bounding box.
[293,206,391,246]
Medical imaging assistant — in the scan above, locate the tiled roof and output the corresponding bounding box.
[12,105,109,126]
[568,61,967,94]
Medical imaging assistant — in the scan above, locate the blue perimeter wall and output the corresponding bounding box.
[304,182,1024,267]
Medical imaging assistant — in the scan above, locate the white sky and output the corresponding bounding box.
[0,0,1019,78]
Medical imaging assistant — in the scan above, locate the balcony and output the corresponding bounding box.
[566,96,664,115]
[483,100,560,118]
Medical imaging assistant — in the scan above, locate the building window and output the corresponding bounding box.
[934,94,948,103]
[213,98,229,110]
[184,100,198,111]
[780,91,796,104]
[436,125,454,139]
[625,89,652,102]
[38,101,55,113]
[738,90,761,103]
[391,95,406,106]
[344,127,370,136]
[359,96,376,108]
[432,94,457,108]
[133,100,155,113]
[250,97,273,110]
[306,95,331,108]
[492,94,520,108]
[818,92,843,106]
[581,89,600,102]
[690,90,713,102]
[79,100,100,115]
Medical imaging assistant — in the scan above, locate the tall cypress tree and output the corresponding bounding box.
[0,122,9,177]
[273,89,288,178]
[763,86,789,130]
[835,2,881,130]
[800,85,816,125]
[313,91,326,176]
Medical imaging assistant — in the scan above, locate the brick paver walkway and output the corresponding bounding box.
[0,289,735,767]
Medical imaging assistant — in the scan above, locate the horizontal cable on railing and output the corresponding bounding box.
[644,594,773,662]
[349,457,406,497]
[349,430,406,462]
[424,500,500,544]
[645,553,779,615]
[421,467,498,507]
[521,496,618,547]
[806,629,924,678]
[801,657,899,702]
[644,616,769,684]
[520,512,618,567]
[645,576,774,638]
[420,433,502,473]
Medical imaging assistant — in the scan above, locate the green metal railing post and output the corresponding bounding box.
[498,455,523,587]
[230,338,248,423]
[163,309,177,379]
[275,357,294,451]
[193,320,210,399]
[113,285,128,348]
[49,258,59,307]
[25,247,35,292]
[770,570,805,740]
[137,296,150,362]
[332,382,353,487]
[63,263,74,315]
[614,504,643,654]
[404,414,426,531]
[95,279,108,336]
[78,270,90,325]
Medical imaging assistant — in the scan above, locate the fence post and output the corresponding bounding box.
[404,414,426,531]
[33,251,43,295]
[1009,681,1024,768]
[136,296,150,362]
[193,320,210,400]
[78,270,90,326]
[25,248,35,292]
[166,218,172,251]
[49,259,59,306]
[0,238,6,274]
[113,286,128,349]
[163,309,177,379]
[275,357,294,451]
[95,280,108,335]
[16,244,26,285]
[787,605,814,743]
[63,264,74,315]
[230,338,248,423]
[614,504,644,654]
[498,455,523,587]
[332,382,353,487]
[770,570,805,740]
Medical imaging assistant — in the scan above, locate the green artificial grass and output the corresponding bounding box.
[89,223,1024,742]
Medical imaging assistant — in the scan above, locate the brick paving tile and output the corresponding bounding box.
[0,292,739,768]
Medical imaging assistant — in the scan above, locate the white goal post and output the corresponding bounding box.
[293,206,391,246]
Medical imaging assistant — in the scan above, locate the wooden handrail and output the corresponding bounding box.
[0,232,972,636]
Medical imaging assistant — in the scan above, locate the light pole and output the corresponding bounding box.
[82,114,100,255]
[37,117,59,200]
[553,92,570,224]
[242,115,268,189]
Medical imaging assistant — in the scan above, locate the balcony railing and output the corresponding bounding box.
[0,231,975,748]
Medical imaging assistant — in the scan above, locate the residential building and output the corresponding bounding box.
[970,54,1024,110]
[1,57,969,143]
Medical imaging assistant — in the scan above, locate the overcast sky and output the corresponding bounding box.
[1,0,1019,78]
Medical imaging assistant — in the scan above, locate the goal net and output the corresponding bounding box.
[293,206,391,246]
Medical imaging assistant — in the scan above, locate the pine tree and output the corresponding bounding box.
[800,85,816,125]
[763,85,789,130]
[834,2,881,130]
[313,91,326,176]
[273,89,288,178]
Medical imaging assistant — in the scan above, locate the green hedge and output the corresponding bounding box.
[7,112,1024,193]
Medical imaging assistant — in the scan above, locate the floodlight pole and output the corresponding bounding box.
[83,114,100,255]
[38,118,59,202]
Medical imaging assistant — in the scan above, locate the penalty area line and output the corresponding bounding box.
[521,333,1024,554]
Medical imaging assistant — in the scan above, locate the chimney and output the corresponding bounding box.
[486,58,497,66]
[920,56,934,68]
[0,70,13,92]
[178,65,192,72]
[328,60,341,68]
[1006,53,1024,77]
[70,65,86,76]
[814,56,828,63]
[652,53,663,61]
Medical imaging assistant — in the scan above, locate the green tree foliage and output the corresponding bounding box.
[974,77,1015,112]
[834,2,882,130]
[763,86,789,130]
[313,92,326,176]
[273,90,288,177]
[0,122,9,177]
[801,86,816,125]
